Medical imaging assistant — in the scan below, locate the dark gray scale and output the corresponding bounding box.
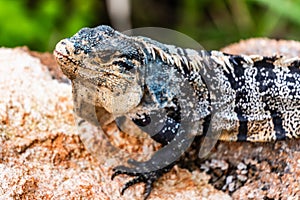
[251,57,300,140]
[223,56,276,140]
[222,55,300,141]
[253,57,286,140]
[131,98,181,145]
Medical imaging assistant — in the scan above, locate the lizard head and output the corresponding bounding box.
[54,25,145,114]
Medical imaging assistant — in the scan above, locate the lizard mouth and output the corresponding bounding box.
[54,37,86,65]
[54,39,87,80]
[54,51,134,91]
[54,47,81,66]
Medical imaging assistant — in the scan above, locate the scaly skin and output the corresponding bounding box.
[54,25,300,199]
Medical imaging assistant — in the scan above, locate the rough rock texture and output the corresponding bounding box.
[221,38,300,57]
[1,38,300,200]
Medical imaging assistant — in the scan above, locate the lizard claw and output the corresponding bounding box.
[119,176,154,199]
[111,162,173,199]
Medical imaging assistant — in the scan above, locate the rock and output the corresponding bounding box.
[237,162,247,171]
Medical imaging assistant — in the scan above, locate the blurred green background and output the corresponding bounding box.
[1,0,300,52]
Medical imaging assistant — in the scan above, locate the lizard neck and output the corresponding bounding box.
[134,36,209,78]
[130,36,212,122]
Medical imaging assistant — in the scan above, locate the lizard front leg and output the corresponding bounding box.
[112,102,196,199]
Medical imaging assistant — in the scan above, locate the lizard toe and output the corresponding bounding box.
[111,164,169,199]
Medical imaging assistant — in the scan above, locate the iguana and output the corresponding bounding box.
[54,25,300,199]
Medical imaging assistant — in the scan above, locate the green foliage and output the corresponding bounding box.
[176,0,300,49]
[0,0,300,51]
[249,0,300,25]
[0,0,100,51]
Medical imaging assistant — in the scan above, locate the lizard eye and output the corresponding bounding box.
[113,60,135,71]
[74,48,81,55]
[73,43,90,55]
[73,43,82,55]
